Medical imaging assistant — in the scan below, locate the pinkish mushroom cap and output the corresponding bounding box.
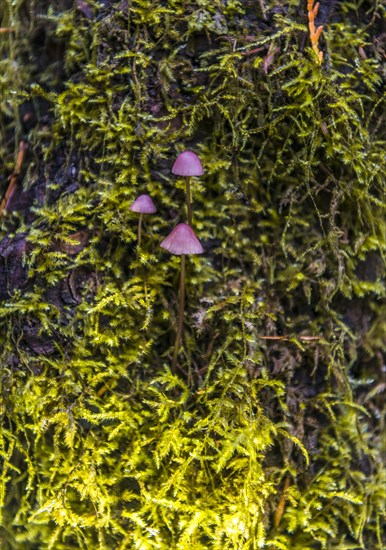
[171,150,204,177]
[129,194,157,214]
[160,223,204,255]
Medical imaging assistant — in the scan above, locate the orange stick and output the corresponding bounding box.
[307,0,323,63]
[274,476,290,528]
[0,140,26,217]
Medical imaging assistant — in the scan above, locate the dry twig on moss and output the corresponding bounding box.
[307,0,324,63]
[0,140,26,217]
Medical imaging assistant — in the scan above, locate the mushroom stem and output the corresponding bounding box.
[137,213,143,249]
[172,254,185,371]
[185,176,192,226]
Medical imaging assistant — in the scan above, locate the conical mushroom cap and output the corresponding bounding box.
[171,150,204,176]
[160,223,204,255]
[129,194,157,214]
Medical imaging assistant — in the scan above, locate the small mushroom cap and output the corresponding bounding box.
[160,223,204,255]
[129,194,157,214]
[171,150,204,177]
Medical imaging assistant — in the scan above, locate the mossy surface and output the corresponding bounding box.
[0,1,385,548]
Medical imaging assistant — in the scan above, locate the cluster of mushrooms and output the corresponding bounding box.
[129,150,204,371]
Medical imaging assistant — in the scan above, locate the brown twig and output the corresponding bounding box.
[0,27,15,33]
[307,0,323,63]
[240,46,265,57]
[274,476,290,529]
[259,336,287,340]
[258,335,321,341]
[0,140,26,217]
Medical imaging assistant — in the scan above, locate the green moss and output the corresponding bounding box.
[0,0,385,548]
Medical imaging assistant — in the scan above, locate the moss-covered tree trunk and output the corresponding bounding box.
[0,1,385,548]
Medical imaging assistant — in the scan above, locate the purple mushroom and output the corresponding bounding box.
[160,223,204,371]
[130,194,157,248]
[172,150,204,227]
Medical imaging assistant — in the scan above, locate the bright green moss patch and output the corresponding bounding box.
[0,0,385,548]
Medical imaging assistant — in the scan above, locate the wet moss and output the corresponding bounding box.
[0,0,385,548]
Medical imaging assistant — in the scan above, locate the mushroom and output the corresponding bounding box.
[160,223,204,370]
[129,194,157,248]
[172,150,204,227]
